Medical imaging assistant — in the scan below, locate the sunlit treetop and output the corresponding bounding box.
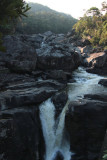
[86,7,101,17]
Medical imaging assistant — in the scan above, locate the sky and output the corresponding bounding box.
[25,0,105,19]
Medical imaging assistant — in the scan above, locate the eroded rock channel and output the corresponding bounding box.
[0,31,107,160]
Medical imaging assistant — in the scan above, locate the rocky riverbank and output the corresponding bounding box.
[0,31,107,160]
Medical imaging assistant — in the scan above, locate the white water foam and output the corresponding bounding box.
[39,67,107,160]
[68,67,107,101]
[40,99,71,160]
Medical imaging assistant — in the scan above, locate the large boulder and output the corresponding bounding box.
[85,51,107,75]
[18,34,44,48]
[36,43,81,72]
[43,70,72,81]
[0,35,37,73]
[0,106,45,160]
[52,91,68,119]
[0,77,66,111]
[65,98,107,160]
[98,79,107,87]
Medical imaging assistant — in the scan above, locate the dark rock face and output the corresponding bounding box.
[84,94,107,102]
[0,79,66,111]
[0,70,66,160]
[65,98,107,160]
[18,34,44,49]
[98,79,107,87]
[43,70,72,81]
[53,151,64,160]
[83,45,93,54]
[86,67,107,75]
[85,52,107,75]
[0,106,45,160]
[52,91,68,119]
[36,43,81,72]
[0,32,83,77]
[0,35,37,73]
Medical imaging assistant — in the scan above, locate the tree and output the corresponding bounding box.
[0,0,30,51]
[86,7,101,17]
[0,0,30,22]
[73,3,107,49]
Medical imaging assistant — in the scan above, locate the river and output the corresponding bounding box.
[39,67,107,160]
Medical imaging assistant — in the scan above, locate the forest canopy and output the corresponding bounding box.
[16,3,77,34]
[73,1,107,49]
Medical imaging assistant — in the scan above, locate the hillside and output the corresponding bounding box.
[16,3,77,34]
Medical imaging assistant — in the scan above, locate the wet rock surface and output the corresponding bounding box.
[53,151,64,160]
[0,106,45,160]
[65,97,107,160]
[52,91,68,119]
[0,72,66,160]
[0,78,66,111]
[98,79,107,87]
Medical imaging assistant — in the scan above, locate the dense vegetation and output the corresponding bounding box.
[73,1,107,49]
[0,0,30,51]
[16,3,77,34]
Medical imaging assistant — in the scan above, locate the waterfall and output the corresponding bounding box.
[68,67,106,100]
[39,67,107,160]
[40,99,71,160]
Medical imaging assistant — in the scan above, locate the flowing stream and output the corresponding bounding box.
[39,67,107,160]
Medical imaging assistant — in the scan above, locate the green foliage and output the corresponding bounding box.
[87,7,101,16]
[73,1,107,49]
[0,0,30,51]
[16,3,77,34]
[0,0,30,22]
[103,150,107,159]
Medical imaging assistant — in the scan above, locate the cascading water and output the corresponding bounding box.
[39,67,107,160]
[68,67,107,100]
[40,99,71,160]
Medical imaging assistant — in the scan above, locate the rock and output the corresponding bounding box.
[65,99,107,160]
[71,39,91,47]
[0,35,37,73]
[82,39,91,46]
[36,43,81,72]
[83,45,93,54]
[0,106,45,160]
[44,70,72,81]
[44,32,65,44]
[18,34,44,48]
[104,49,107,54]
[98,79,107,87]
[86,52,107,67]
[0,79,66,111]
[52,91,68,118]
[76,39,91,47]
[86,67,107,75]
[43,31,53,37]
[86,52,107,75]
[66,29,75,37]
[53,151,64,160]
[84,94,107,102]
